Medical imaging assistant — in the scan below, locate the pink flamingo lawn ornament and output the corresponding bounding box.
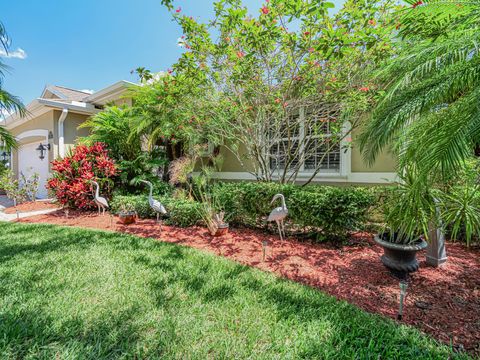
[91,181,109,215]
[267,193,288,241]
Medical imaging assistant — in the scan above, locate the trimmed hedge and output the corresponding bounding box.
[211,182,376,240]
[112,182,376,241]
[110,195,202,227]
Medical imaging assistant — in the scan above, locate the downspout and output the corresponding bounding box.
[58,108,68,158]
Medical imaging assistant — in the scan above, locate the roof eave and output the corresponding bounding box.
[84,80,137,105]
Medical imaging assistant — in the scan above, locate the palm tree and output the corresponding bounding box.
[0,22,24,149]
[359,1,480,181]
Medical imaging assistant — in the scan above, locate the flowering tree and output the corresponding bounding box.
[158,0,398,183]
[47,143,117,209]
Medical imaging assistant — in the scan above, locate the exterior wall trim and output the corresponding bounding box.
[210,171,398,184]
[16,129,49,141]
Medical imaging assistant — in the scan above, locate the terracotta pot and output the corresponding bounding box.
[213,223,229,237]
[119,212,136,225]
[374,233,427,273]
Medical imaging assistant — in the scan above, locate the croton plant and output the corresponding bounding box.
[47,143,117,209]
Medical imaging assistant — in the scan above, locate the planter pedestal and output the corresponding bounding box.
[426,225,447,267]
[374,234,427,273]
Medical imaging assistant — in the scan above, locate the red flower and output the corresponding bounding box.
[304,31,310,36]
[368,19,376,26]
[359,86,369,92]
[236,51,245,58]
[412,1,423,8]
[175,6,182,13]
[261,6,269,14]
[308,47,315,53]
[275,98,281,104]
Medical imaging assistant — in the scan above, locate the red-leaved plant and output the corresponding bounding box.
[47,143,118,209]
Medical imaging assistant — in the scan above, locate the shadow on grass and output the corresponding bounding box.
[0,222,467,359]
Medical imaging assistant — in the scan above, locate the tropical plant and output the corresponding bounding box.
[46,143,118,209]
[0,22,24,149]
[79,106,169,192]
[126,72,223,164]
[360,0,480,180]
[438,184,480,247]
[380,171,437,244]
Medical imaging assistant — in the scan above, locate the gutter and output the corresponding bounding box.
[58,108,68,158]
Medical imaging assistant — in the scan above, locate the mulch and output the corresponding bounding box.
[17,210,480,355]
[3,200,59,214]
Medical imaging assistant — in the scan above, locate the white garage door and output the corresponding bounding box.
[18,142,49,199]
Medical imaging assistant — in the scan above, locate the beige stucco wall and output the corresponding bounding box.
[217,140,397,174]
[55,110,91,154]
[9,110,92,177]
[112,98,132,107]
[9,110,55,176]
[219,143,253,172]
[350,127,397,173]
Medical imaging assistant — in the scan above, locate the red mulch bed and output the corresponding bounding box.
[18,210,480,355]
[3,201,59,214]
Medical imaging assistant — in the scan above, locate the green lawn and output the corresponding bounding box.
[0,222,467,359]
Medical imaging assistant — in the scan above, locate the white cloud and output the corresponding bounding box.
[0,108,14,121]
[0,48,27,59]
[80,89,95,94]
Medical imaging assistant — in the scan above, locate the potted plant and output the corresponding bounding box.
[118,201,137,225]
[375,174,433,273]
[196,194,230,236]
[213,211,229,236]
[191,164,229,237]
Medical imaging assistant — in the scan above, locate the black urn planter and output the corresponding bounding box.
[374,233,427,273]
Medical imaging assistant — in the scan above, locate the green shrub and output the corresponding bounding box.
[111,195,153,218]
[110,195,202,227]
[290,186,375,240]
[211,182,375,241]
[115,182,376,241]
[162,197,202,227]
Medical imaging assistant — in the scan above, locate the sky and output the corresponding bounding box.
[1,0,344,104]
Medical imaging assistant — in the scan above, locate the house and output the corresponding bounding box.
[3,81,134,198]
[2,80,397,199]
[215,127,397,185]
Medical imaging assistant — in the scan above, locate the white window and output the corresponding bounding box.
[269,108,342,175]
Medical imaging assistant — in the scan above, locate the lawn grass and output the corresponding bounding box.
[0,222,468,359]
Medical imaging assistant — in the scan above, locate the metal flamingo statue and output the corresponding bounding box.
[267,193,288,241]
[91,181,109,215]
[140,180,167,228]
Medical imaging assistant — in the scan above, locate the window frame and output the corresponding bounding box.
[268,107,350,178]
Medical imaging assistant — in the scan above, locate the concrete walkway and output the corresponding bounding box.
[0,195,60,222]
